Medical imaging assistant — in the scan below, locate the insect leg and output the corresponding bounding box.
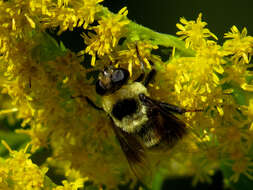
[158,102,186,114]
[144,69,156,87]
[134,73,145,82]
[135,43,145,71]
[134,43,146,83]
[71,95,104,111]
[85,96,104,111]
[159,102,203,114]
[135,43,156,86]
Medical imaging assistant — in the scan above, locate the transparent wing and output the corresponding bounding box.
[110,118,152,184]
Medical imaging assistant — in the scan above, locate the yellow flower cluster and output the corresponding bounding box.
[224,26,253,64]
[82,7,129,66]
[176,13,218,49]
[174,14,227,116]
[116,41,158,76]
[52,180,85,190]
[0,0,130,187]
[0,141,87,190]
[0,0,253,189]
[41,0,104,34]
[169,13,253,183]
[0,141,48,190]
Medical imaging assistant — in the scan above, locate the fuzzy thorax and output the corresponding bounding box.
[102,82,149,133]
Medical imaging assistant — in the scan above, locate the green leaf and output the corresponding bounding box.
[0,130,30,157]
[232,86,247,105]
[31,32,67,63]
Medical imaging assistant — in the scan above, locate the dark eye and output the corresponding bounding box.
[96,80,107,95]
[111,69,128,83]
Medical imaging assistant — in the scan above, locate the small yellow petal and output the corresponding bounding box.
[241,83,253,92]
[249,122,253,131]
[63,77,69,84]
[0,108,18,115]
[12,18,16,30]
[1,140,12,153]
[223,89,234,94]
[217,106,224,116]
[91,55,96,66]
[128,61,132,77]
[201,96,207,102]
[25,14,36,28]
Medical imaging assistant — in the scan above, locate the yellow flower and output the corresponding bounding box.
[82,7,129,66]
[53,179,86,190]
[1,141,48,190]
[57,0,69,7]
[173,42,225,114]
[41,0,103,34]
[247,99,253,118]
[176,13,217,49]
[0,166,10,190]
[116,41,158,76]
[241,99,253,130]
[231,156,253,182]
[53,167,88,190]
[16,123,51,152]
[1,0,253,186]
[224,25,253,64]
[0,0,38,60]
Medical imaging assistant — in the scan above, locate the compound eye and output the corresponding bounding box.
[111,69,126,83]
[96,80,107,95]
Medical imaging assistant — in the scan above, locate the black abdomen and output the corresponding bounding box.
[112,98,138,120]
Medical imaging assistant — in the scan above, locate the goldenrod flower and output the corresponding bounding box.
[174,27,226,115]
[41,0,104,34]
[82,7,129,66]
[52,179,86,190]
[224,25,253,64]
[116,41,158,76]
[176,13,218,50]
[1,0,253,188]
[0,141,48,190]
[231,156,253,182]
[0,0,38,60]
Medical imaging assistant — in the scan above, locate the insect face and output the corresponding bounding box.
[96,66,129,95]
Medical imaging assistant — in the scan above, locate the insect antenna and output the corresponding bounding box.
[135,43,145,71]
[184,108,203,113]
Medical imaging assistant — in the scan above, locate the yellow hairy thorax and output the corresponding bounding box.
[102,82,149,133]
